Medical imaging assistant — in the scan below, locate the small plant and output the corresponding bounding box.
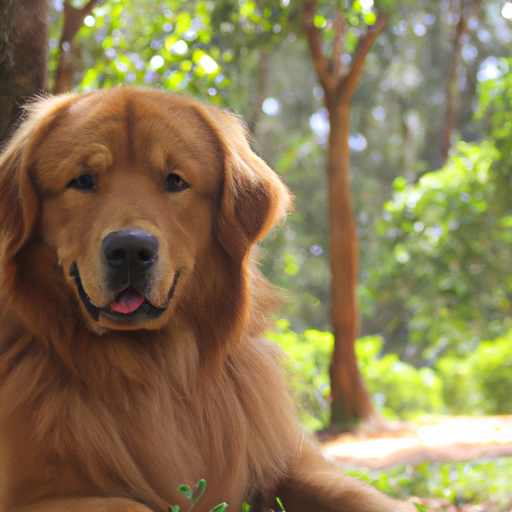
[168,480,286,512]
[169,479,227,512]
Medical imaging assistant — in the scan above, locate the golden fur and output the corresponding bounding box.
[0,88,412,512]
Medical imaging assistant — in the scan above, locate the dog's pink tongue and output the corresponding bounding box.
[110,288,145,314]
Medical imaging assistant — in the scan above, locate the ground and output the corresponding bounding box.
[320,415,512,511]
[322,415,512,469]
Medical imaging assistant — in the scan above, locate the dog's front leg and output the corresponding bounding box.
[276,439,415,512]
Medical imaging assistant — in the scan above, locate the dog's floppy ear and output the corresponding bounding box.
[208,109,292,261]
[0,95,73,263]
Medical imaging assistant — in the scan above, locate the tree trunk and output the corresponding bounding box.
[327,99,375,430]
[441,0,482,165]
[0,0,49,145]
[302,0,386,431]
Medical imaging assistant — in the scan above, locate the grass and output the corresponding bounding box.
[346,458,512,511]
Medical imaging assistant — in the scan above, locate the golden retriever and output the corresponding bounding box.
[0,88,412,512]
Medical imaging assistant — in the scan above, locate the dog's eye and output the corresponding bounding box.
[166,173,188,192]
[68,173,94,190]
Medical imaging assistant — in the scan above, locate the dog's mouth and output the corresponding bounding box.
[69,261,180,324]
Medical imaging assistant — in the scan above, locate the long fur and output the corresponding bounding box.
[0,88,412,512]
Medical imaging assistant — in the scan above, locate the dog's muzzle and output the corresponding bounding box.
[69,229,180,324]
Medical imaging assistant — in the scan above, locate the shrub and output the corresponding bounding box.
[267,320,332,430]
[269,323,444,426]
[349,458,512,509]
[357,337,444,420]
[270,322,512,423]
[437,329,512,415]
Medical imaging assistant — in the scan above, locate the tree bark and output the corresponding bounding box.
[302,0,386,431]
[327,100,375,429]
[441,0,482,165]
[0,0,49,146]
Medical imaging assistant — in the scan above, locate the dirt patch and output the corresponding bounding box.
[321,415,512,470]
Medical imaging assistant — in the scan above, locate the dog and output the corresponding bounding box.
[0,87,412,512]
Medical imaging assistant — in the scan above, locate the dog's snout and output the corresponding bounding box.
[102,230,159,271]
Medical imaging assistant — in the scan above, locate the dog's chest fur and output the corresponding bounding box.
[0,326,298,511]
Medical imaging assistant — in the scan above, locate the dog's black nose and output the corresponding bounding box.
[102,230,159,271]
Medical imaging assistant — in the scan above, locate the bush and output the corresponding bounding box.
[357,337,444,420]
[437,329,512,415]
[270,322,512,424]
[348,458,512,509]
[267,320,332,430]
[268,323,444,426]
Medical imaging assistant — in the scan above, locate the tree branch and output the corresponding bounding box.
[54,0,100,93]
[441,0,482,163]
[302,0,334,95]
[331,9,344,80]
[337,14,387,103]
[60,0,98,45]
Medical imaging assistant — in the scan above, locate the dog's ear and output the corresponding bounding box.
[181,105,292,368]
[208,109,292,261]
[0,96,73,263]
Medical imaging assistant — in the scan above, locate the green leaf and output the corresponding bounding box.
[169,506,180,512]
[191,479,207,507]
[210,503,228,512]
[177,485,194,500]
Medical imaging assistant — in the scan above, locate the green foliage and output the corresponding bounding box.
[267,320,333,430]
[366,58,512,364]
[348,458,512,509]
[436,329,512,415]
[271,321,512,421]
[49,0,297,110]
[72,1,225,99]
[476,57,512,215]
[262,134,331,332]
[369,139,512,360]
[269,323,444,426]
[357,337,443,420]
[310,0,381,52]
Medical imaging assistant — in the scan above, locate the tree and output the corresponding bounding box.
[441,0,482,165]
[301,0,386,431]
[53,0,100,93]
[0,0,49,144]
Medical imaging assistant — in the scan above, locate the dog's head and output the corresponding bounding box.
[0,88,290,362]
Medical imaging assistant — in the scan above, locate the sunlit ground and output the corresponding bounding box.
[322,415,512,469]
